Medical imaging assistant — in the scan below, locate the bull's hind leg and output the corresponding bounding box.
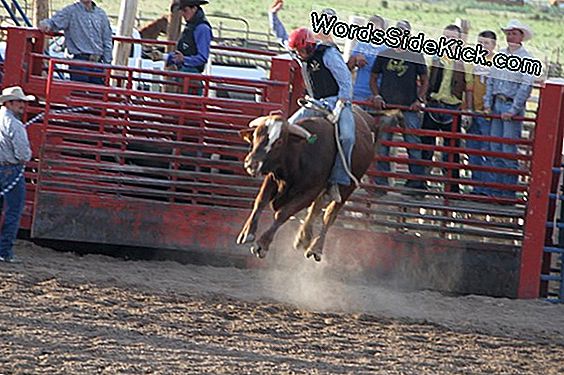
[294,192,325,251]
[237,175,276,245]
[251,190,320,259]
[305,186,354,262]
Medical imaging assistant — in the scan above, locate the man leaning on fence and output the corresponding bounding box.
[38,0,113,85]
[482,20,534,201]
[420,24,473,195]
[0,86,34,264]
[370,20,429,198]
[167,0,213,95]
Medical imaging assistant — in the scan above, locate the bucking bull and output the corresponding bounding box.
[237,105,380,262]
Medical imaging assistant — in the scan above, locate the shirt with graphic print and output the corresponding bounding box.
[371,48,427,106]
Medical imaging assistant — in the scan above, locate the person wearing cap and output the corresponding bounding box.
[167,0,212,75]
[347,15,388,104]
[482,20,534,200]
[420,24,474,195]
[369,20,429,197]
[285,27,354,203]
[38,0,112,84]
[0,87,34,263]
[268,0,336,48]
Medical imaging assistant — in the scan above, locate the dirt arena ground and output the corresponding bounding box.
[1,240,563,374]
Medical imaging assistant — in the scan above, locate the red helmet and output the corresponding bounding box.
[288,27,316,51]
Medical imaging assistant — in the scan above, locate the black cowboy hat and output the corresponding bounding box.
[171,0,209,11]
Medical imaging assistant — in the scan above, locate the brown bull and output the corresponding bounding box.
[237,106,378,262]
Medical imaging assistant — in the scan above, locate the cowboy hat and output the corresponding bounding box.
[501,19,533,41]
[0,86,35,104]
[178,0,208,8]
[171,0,209,11]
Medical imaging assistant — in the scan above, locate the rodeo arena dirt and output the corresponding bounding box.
[1,0,564,373]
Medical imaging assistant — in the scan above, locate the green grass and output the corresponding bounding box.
[37,0,564,72]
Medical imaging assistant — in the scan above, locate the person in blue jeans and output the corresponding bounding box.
[483,20,534,200]
[286,27,355,204]
[0,86,34,263]
[466,30,497,195]
[39,0,113,85]
[369,21,429,197]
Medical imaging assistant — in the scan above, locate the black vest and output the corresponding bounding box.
[305,45,339,99]
[176,8,211,73]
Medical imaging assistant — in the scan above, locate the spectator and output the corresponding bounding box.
[269,0,336,48]
[167,0,212,95]
[421,24,473,194]
[0,86,34,264]
[466,30,496,196]
[369,21,429,197]
[39,0,112,85]
[483,20,534,200]
[348,15,388,104]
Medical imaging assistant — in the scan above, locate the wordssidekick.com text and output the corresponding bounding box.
[310,11,543,77]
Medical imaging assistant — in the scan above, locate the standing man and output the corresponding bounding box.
[39,0,113,84]
[467,30,496,196]
[483,20,534,200]
[0,87,34,264]
[421,24,473,194]
[167,0,212,74]
[348,15,388,104]
[167,0,212,95]
[370,20,429,197]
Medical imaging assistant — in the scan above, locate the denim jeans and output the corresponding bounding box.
[376,111,425,188]
[289,100,355,186]
[0,165,26,259]
[421,100,462,192]
[482,99,523,198]
[466,115,491,194]
[70,56,105,85]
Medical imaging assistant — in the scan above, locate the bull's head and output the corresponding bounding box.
[239,114,287,176]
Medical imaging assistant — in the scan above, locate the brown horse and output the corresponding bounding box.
[237,106,378,262]
[140,16,169,40]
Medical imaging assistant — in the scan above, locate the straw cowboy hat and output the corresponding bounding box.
[0,86,35,104]
[501,19,533,41]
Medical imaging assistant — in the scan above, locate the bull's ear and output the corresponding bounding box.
[239,128,254,144]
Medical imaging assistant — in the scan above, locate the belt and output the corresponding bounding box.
[427,98,461,107]
[74,53,102,62]
[0,161,20,166]
[495,94,513,103]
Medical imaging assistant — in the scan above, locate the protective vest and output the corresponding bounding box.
[305,45,339,99]
[176,8,211,73]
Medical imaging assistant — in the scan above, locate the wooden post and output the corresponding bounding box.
[167,0,183,53]
[112,0,139,67]
[164,0,183,93]
[32,0,50,26]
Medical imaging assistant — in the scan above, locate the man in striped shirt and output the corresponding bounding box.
[0,86,33,264]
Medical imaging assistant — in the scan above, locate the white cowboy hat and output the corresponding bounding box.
[0,86,35,104]
[501,19,533,41]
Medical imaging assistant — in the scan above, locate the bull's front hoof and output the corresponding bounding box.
[304,249,322,262]
[250,244,267,259]
[237,231,255,245]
